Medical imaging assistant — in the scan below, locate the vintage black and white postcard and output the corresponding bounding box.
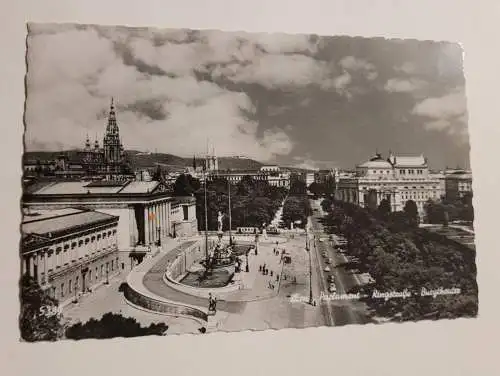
[20,23,477,341]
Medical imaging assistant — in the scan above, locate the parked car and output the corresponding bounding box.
[328,275,335,283]
[324,266,331,272]
[329,284,337,293]
[325,258,331,264]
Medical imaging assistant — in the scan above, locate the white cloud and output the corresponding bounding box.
[395,61,417,74]
[24,25,299,162]
[413,87,469,144]
[339,56,377,80]
[384,78,426,93]
[424,119,450,131]
[221,54,330,89]
[412,88,467,119]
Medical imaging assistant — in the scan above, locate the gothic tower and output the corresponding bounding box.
[103,98,123,173]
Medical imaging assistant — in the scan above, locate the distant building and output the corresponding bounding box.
[445,169,473,200]
[335,152,442,220]
[22,180,198,269]
[23,99,134,181]
[305,172,315,187]
[428,171,446,199]
[205,167,290,188]
[21,208,119,307]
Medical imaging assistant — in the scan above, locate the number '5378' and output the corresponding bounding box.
[39,306,62,316]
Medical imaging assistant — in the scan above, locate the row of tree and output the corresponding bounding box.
[424,192,474,225]
[20,276,169,342]
[179,175,288,231]
[281,195,312,229]
[321,199,478,321]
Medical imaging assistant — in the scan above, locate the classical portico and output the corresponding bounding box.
[22,180,198,270]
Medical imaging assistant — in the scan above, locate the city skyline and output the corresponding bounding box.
[25,23,470,171]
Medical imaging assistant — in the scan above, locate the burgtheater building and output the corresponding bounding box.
[335,152,442,220]
[22,180,198,269]
[21,208,120,306]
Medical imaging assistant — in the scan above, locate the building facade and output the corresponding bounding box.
[335,152,442,220]
[21,208,119,307]
[23,99,133,181]
[445,169,473,200]
[22,180,198,270]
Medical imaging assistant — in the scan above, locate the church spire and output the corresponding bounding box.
[106,97,119,135]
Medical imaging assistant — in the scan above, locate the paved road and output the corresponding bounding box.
[309,199,372,326]
[142,241,247,314]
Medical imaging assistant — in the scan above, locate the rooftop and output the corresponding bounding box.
[22,208,117,237]
[394,155,426,167]
[26,180,164,196]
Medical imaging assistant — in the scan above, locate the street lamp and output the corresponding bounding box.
[306,229,313,305]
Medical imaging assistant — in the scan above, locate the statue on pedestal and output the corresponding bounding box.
[217,211,225,232]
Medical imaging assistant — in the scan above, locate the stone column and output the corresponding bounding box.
[29,255,34,277]
[149,206,154,244]
[43,250,48,284]
[144,206,149,245]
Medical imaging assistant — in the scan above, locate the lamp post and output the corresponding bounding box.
[306,228,313,305]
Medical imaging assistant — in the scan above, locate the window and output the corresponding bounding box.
[183,205,189,221]
[78,240,83,247]
[85,238,90,244]
[89,270,92,281]
[61,283,64,298]
[101,265,104,276]
[76,276,79,289]
[95,267,98,280]
[69,280,72,293]
[71,242,76,249]
[112,229,117,235]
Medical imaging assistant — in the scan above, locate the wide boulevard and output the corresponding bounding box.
[309,199,372,326]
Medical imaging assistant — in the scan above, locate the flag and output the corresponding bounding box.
[149,212,155,220]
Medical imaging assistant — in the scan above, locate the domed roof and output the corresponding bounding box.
[357,153,392,168]
[358,160,392,168]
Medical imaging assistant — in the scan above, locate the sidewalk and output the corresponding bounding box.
[216,236,326,331]
[62,238,204,335]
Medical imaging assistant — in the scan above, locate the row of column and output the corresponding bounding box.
[22,230,117,285]
[143,200,170,245]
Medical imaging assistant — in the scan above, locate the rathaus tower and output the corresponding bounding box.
[102,98,125,175]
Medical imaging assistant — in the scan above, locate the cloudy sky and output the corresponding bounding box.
[25,23,470,170]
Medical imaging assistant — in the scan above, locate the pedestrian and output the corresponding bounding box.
[276,275,279,282]
[270,270,273,277]
[259,265,262,272]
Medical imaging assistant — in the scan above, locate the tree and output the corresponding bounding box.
[308,182,323,197]
[173,174,201,196]
[152,165,163,182]
[403,200,419,227]
[377,199,391,217]
[20,275,63,342]
[65,312,168,339]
